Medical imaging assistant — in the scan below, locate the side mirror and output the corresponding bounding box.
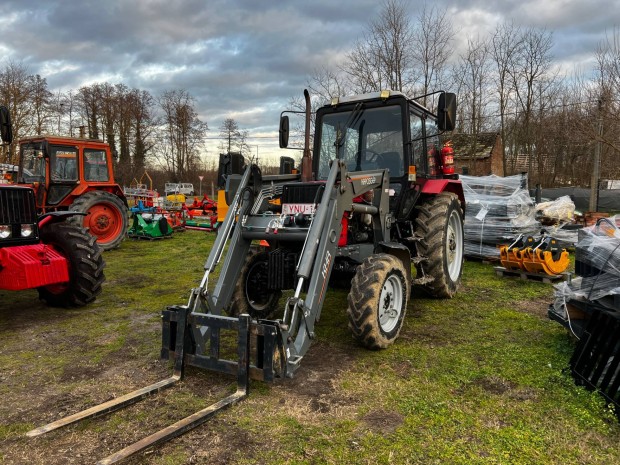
[0,106,13,145]
[279,115,289,148]
[437,93,457,131]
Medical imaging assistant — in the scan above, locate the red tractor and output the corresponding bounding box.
[0,107,105,307]
[15,135,128,250]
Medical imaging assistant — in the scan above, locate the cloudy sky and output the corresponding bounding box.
[1,0,618,162]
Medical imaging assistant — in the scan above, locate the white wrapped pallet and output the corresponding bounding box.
[461,174,540,259]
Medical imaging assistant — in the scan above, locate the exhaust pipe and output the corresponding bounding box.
[301,89,312,182]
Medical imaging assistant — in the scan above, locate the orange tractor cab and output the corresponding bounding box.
[16,135,128,250]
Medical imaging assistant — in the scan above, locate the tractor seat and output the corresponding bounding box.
[380,151,403,177]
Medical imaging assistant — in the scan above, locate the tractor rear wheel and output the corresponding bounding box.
[229,249,281,319]
[68,191,128,250]
[413,192,464,298]
[347,254,409,350]
[37,223,105,307]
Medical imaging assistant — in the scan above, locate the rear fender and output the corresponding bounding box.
[60,185,128,209]
[420,179,465,212]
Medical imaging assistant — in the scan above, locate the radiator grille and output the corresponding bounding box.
[0,187,37,224]
[281,183,324,205]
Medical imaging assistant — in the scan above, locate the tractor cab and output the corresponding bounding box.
[312,91,459,212]
[14,135,128,250]
[279,90,461,221]
[17,136,116,208]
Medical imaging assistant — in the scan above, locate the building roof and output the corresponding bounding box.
[450,132,499,160]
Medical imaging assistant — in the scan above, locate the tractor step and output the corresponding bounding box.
[26,310,272,464]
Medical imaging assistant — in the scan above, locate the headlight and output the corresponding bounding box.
[0,225,11,239]
[21,224,34,237]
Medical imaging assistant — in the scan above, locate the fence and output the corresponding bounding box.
[531,188,620,212]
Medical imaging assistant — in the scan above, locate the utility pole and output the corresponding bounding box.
[589,98,603,212]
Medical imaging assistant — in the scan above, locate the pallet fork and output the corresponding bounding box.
[27,159,396,463]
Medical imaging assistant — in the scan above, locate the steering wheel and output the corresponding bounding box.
[353,148,384,171]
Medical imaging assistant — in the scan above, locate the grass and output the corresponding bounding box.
[1,230,619,464]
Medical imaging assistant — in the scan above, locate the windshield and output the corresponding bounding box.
[19,143,46,183]
[317,105,404,180]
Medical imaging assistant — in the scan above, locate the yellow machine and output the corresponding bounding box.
[500,234,569,276]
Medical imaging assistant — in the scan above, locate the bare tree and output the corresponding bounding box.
[451,36,493,173]
[219,118,252,161]
[157,89,208,180]
[115,84,132,173]
[0,60,34,162]
[77,84,100,139]
[307,66,350,102]
[411,3,456,106]
[452,36,492,134]
[344,0,415,94]
[509,27,555,183]
[131,89,157,176]
[491,21,522,175]
[98,82,118,154]
[593,29,620,155]
[30,74,53,135]
[60,89,78,137]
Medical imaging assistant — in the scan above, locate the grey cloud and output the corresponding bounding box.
[1,0,617,155]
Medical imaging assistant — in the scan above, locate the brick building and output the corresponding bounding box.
[448,132,504,176]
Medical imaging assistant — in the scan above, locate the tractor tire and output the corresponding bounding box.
[228,249,282,319]
[68,191,128,251]
[347,254,409,350]
[413,192,464,298]
[37,222,106,307]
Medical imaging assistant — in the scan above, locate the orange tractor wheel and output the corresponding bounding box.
[68,191,128,250]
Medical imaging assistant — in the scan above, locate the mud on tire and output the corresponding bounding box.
[228,248,281,319]
[414,192,464,298]
[347,254,409,350]
[37,223,106,307]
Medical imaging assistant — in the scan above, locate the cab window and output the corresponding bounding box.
[50,146,78,181]
[84,149,109,181]
[410,112,424,168]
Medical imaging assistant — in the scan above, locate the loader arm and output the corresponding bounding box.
[185,158,391,375]
[279,159,390,374]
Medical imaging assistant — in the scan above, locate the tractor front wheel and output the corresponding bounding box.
[68,191,128,250]
[37,223,105,307]
[229,249,281,319]
[347,254,409,350]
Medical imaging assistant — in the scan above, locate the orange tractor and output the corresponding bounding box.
[14,135,128,250]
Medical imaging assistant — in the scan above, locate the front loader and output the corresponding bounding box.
[28,89,463,463]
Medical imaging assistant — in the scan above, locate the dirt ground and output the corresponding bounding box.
[0,305,367,465]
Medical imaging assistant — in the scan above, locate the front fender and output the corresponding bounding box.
[38,211,86,228]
